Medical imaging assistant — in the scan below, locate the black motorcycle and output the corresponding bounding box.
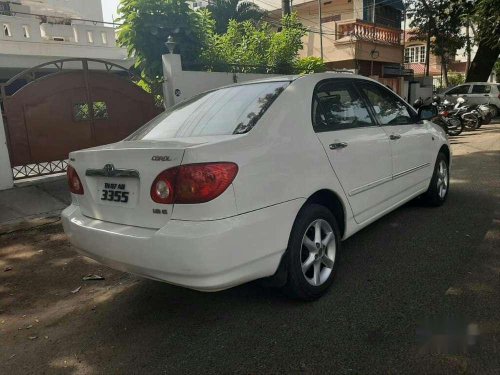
[414,96,464,136]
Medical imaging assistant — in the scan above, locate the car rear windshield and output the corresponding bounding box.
[126,81,290,140]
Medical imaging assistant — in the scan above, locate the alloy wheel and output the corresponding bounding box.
[300,219,336,286]
[437,160,448,199]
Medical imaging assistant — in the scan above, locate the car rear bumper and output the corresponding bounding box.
[61,199,303,291]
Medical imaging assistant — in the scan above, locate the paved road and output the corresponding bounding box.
[1,123,499,374]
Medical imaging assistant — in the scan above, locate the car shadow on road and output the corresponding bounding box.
[1,150,499,374]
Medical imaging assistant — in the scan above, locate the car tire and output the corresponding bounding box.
[423,152,449,206]
[282,204,341,301]
[488,105,498,118]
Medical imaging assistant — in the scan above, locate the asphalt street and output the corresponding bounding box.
[1,123,499,374]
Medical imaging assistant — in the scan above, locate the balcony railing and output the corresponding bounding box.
[335,19,402,45]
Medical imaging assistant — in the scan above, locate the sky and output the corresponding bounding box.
[101,0,121,24]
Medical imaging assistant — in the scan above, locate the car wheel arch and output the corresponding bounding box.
[439,144,450,165]
[302,189,346,239]
[261,189,346,289]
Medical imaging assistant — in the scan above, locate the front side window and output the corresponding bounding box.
[471,85,491,94]
[358,82,415,125]
[446,85,470,95]
[127,81,289,140]
[312,80,374,132]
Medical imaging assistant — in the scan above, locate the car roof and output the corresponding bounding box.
[237,72,378,85]
[456,82,497,85]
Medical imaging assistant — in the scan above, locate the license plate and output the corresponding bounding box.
[100,182,130,203]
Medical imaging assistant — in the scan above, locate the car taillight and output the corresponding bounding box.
[150,167,179,204]
[150,163,238,204]
[67,165,84,195]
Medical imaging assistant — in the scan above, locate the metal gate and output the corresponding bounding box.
[0,58,161,179]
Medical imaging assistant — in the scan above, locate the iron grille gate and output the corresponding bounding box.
[0,58,161,180]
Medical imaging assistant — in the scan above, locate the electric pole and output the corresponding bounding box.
[425,20,431,76]
[466,16,471,78]
[318,0,323,60]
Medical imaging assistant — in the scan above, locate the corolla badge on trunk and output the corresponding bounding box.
[152,155,174,161]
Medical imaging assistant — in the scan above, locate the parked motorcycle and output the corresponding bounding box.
[456,99,493,127]
[414,96,463,136]
[443,98,480,130]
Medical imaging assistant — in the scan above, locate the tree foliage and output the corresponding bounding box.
[407,0,466,86]
[294,56,327,74]
[408,0,500,83]
[466,0,500,81]
[207,0,265,34]
[117,0,204,81]
[199,13,306,74]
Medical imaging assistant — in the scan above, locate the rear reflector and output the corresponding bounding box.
[67,165,84,195]
[151,163,238,204]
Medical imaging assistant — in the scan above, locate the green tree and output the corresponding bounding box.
[294,56,327,74]
[200,13,306,74]
[448,71,465,85]
[206,0,265,34]
[466,0,500,82]
[408,0,466,87]
[494,60,500,83]
[117,0,205,83]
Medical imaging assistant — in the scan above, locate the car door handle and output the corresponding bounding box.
[389,134,401,140]
[329,142,348,150]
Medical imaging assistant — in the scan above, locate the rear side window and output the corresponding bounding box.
[312,80,374,132]
[446,85,470,95]
[126,81,289,140]
[471,85,491,94]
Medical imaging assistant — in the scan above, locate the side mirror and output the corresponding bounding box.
[418,105,438,121]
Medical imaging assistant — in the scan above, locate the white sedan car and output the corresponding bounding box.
[62,73,450,300]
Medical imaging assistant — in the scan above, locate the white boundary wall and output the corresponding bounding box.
[0,114,14,190]
[162,53,278,108]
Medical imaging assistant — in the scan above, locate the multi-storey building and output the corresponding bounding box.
[270,0,405,81]
[0,0,133,82]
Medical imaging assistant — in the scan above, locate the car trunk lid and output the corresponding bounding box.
[70,140,194,229]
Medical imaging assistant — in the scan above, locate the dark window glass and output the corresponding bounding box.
[471,85,491,94]
[73,103,90,121]
[312,81,374,132]
[93,101,108,119]
[446,85,470,95]
[127,81,289,140]
[358,82,415,125]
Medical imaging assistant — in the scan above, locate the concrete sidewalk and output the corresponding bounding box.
[0,175,70,226]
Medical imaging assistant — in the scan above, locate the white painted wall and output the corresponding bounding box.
[19,0,104,21]
[0,115,14,191]
[162,54,279,108]
[0,14,132,71]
